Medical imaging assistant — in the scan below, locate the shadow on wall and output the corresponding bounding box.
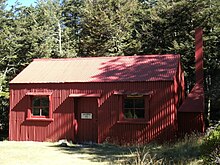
[16,97,75,142]
[109,86,177,145]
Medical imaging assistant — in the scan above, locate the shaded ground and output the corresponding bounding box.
[0,134,205,165]
[0,141,131,165]
[52,143,131,164]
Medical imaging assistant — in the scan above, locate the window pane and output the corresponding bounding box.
[124,99,133,108]
[135,99,144,108]
[33,97,40,106]
[123,96,146,120]
[124,109,134,118]
[41,97,49,106]
[33,108,40,116]
[135,109,145,118]
[32,96,50,117]
[42,108,49,116]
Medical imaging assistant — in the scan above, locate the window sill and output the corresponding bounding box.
[26,118,54,122]
[117,120,150,125]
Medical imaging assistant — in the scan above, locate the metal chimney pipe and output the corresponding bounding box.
[195,27,204,85]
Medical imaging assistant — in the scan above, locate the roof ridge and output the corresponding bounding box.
[33,54,180,61]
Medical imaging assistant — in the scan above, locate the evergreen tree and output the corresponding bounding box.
[0,0,13,133]
[61,0,82,56]
[139,0,220,120]
[79,0,142,56]
[200,0,220,120]
[0,0,219,133]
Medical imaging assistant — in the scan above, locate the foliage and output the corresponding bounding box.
[0,0,219,134]
[201,125,220,164]
[0,0,12,134]
[79,0,142,56]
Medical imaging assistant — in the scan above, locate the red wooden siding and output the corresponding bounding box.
[10,85,75,142]
[177,83,205,136]
[75,98,98,143]
[9,28,206,145]
[195,27,204,85]
[177,28,205,136]
[178,112,205,137]
[10,80,181,144]
[108,82,177,145]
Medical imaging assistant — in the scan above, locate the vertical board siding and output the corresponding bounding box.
[178,112,205,137]
[99,81,177,144]
[10,81,178,144]
[10,84,75,142]
[76,98,98,143]
[95,81,177,144]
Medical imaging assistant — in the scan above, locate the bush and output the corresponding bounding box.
[201,125,220,164]
[0,95,9,134]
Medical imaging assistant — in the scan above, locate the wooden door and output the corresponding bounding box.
[74,98,98,143]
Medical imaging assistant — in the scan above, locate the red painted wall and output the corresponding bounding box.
[9,85,75,141]
[177,28,205,137]
[108,85,176,144]
[9,59,184,144]
[178,112,205,137]
[10,77,184,144]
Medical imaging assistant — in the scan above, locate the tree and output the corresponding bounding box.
[0,0,79,133]
[139,0,220,121]
[79,0,142,56]
[0,0,14,133]
[200,0,220,121]
[0,0,219,134]
[12,0,78,59]
[61,0,82,56]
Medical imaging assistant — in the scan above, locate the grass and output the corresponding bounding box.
[0,141,131,165]
[0,126,219,165]
[123,134,204,165]
[123,125,220,165]
[0,137,203,165]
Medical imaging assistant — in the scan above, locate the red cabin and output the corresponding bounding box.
[9,29,205,145]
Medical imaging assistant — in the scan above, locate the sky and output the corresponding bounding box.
[6,0,36,8]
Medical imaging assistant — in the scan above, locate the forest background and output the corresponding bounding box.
[0,0,219,134]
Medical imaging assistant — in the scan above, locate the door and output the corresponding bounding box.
[74,98,98,143]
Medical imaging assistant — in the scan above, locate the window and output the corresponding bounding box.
[26,92,53,121]
[123,97,145,119]
[114,90,152,123]
[32,96,49,117]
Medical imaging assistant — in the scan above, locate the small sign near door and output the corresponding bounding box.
[81,113,93,119]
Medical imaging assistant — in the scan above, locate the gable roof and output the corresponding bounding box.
[10,54,180,84]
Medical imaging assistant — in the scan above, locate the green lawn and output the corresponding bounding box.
[0,141,131,165]
[1,129,219,165]
[0,139,203,165]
